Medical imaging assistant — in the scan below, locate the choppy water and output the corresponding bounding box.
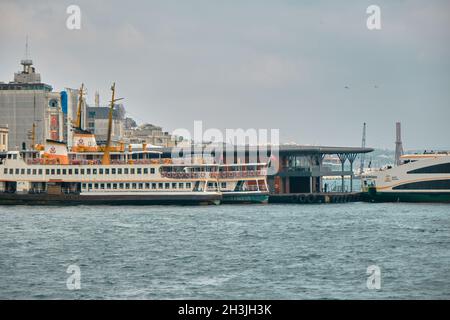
[0,203,449,299]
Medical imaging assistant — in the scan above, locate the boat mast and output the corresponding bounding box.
[102,82,123,165]
[74,83,84,130]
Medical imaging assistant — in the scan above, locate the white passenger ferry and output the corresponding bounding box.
[0,83,269,205]
[362,152,450,203]
[0,140,269,205]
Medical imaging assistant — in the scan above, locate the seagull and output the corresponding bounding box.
[344,86,350,89]
[374,85,379,89]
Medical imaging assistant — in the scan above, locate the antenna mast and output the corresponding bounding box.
[394,122,404,166]
[74,83,84,130]
[359,122,366,175]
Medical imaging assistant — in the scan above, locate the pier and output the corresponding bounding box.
[269,192,362,204]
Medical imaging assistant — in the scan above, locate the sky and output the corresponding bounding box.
[0,0,449,150]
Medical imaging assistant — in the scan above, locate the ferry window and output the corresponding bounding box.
[113,184,117,190]
[45,169,49,175]
[137,168,142,174]
[74,169,78,175]
[144,168,148,174]
[106,183,111,189]
[165,183,170,189]
[3,168,7,174]
[393,180,450,190]
[131,168,135,175]
[158,183,163,189]
[94,183,99,189]
[150,168,155,174]
[56,169,61,175]
[93,169,97,175]
[178,183,184,189]
[86,169,91,175]
[221,182,227,188]
[14,168,19,175]
[124,168,129,174]
[208,182,214,187]
[407,163,450,174]
[100,184,105,189]
[38,169,43,175]
[125,183,130,189]
[119,183,124,189]
[118,168,122,174]
[186,183,191,189]
[132,183,137,189]
[106,169,110,175]
[152,183,157,189]
[145,183,150,189]
[82,183,86,189]
[27,169,31,175]
[21,169,25,175]
[138,183,143,189]
[88,183,92,189]
[62,169,67,175]
[51,169,55,175]
[99,169,103,174]
[111,168,116,175]
[68,169,72,175]
[172,183,177,189]
[80,169,85,175]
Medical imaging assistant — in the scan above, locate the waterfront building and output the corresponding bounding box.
[0,58,64,150]
[124,123,177,147]
[86,104,125,144]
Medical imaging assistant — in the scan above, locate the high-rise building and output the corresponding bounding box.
[0,57,64,150]
[86,104,125,144]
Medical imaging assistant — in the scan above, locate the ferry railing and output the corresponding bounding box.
[160,170,267,179]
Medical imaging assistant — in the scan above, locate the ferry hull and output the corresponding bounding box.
[363,190,450,203]
[221,192,269,204]
[0,193,221,206]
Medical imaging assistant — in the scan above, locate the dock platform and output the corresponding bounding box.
[269,192,362,204]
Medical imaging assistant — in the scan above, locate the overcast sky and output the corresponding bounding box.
[1,0,449,149]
